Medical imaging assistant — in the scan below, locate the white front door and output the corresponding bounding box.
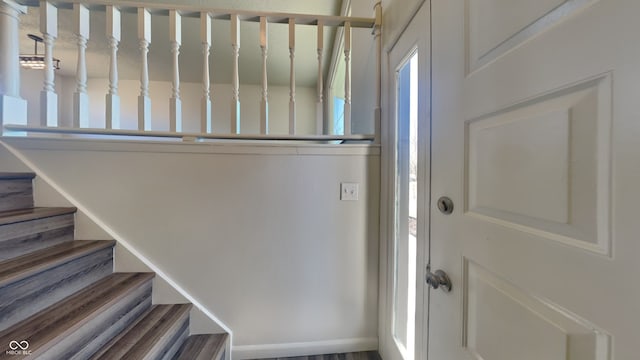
[429,0,640,359]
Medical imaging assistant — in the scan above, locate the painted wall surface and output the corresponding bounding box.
[382,0,425,49]
[20,69,75,127]
[0,143,223,334]
[2,138,380,358]
[351,0,377,135]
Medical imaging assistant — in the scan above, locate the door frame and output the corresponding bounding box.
[378,1,431,359]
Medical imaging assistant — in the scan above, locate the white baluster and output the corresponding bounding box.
[260,16,268,134]
[73,4,89,128]
[169,10,182,132]
[201,12,211,133]
[288,18,295,135]
[230,14,240,134]
[0,0,28,131]
[374,2,382,143]
[105,5,120,129]
[343,21,351,135]
[138,8,151,130]
[316,20,324,135]
[40,0,57,127]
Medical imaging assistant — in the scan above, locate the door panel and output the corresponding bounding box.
[429,0,639,359]
[466,74,611,254]
[463,259,608,360]
[466,0,596,72]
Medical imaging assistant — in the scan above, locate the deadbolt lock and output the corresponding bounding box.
[437,196,454,214]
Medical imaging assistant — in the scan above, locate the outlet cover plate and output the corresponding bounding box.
[340,182,359,201]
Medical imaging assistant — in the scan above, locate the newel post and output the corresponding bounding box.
[0,0,28,133]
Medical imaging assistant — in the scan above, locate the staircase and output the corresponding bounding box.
[0,172,228,359]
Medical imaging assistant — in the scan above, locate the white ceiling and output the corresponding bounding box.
[18,0,362,87]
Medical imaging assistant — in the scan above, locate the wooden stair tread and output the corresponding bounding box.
[0,207,77,226]
[174,333,228,360]
[0,172,36,180]
[0,272,154,358]
[91,303,192,360]
[0,240,115,287]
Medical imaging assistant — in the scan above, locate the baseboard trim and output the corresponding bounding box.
[232,337,378,360]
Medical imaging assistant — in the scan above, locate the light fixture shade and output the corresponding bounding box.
[19,34,61,70]
[19,55,60,70]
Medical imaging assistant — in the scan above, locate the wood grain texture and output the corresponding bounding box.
[90,303,192,360]
[48,274,154,360]
[0,207,76,227]
[69,287,153,360]
[0,241,115,331]
[0,173,226,359]
[161,320,190,360]
[0,179,33,212]
[0,240,114,287]
[0,272,154,360]
[0,214,74,261]
[0,173,36,180]
[174,333,229,360]
[254,352,381,360]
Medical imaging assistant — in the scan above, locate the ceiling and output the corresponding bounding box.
[18,0,357,87]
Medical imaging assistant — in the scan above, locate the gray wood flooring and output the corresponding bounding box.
[255,351,381,360]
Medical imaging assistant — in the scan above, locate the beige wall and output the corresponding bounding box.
[1,138,380,359]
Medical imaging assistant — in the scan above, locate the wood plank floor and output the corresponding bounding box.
[254,351,381,360]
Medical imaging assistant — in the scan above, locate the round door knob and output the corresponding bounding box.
[426,268,452,292]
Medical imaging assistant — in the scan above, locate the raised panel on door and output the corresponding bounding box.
[429,0,639,359]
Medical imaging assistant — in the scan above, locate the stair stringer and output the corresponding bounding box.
[0,140,233,359]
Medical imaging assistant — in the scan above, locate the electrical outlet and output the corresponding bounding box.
[340,182,359,201]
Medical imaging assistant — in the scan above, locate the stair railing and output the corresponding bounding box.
[0,0,382,142]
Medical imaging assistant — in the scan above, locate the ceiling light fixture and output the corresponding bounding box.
[19,34,61,70]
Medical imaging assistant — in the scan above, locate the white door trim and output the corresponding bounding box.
[379,3,431,359]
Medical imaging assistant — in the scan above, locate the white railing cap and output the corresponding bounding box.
[1,0,28,13]
[15,0,375,28]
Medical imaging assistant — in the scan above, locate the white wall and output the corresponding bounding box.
[20,69,75,127]
[0,141,222,334]
[1,137,380,359]
[382,0,425,49]
[351,0,378,135]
